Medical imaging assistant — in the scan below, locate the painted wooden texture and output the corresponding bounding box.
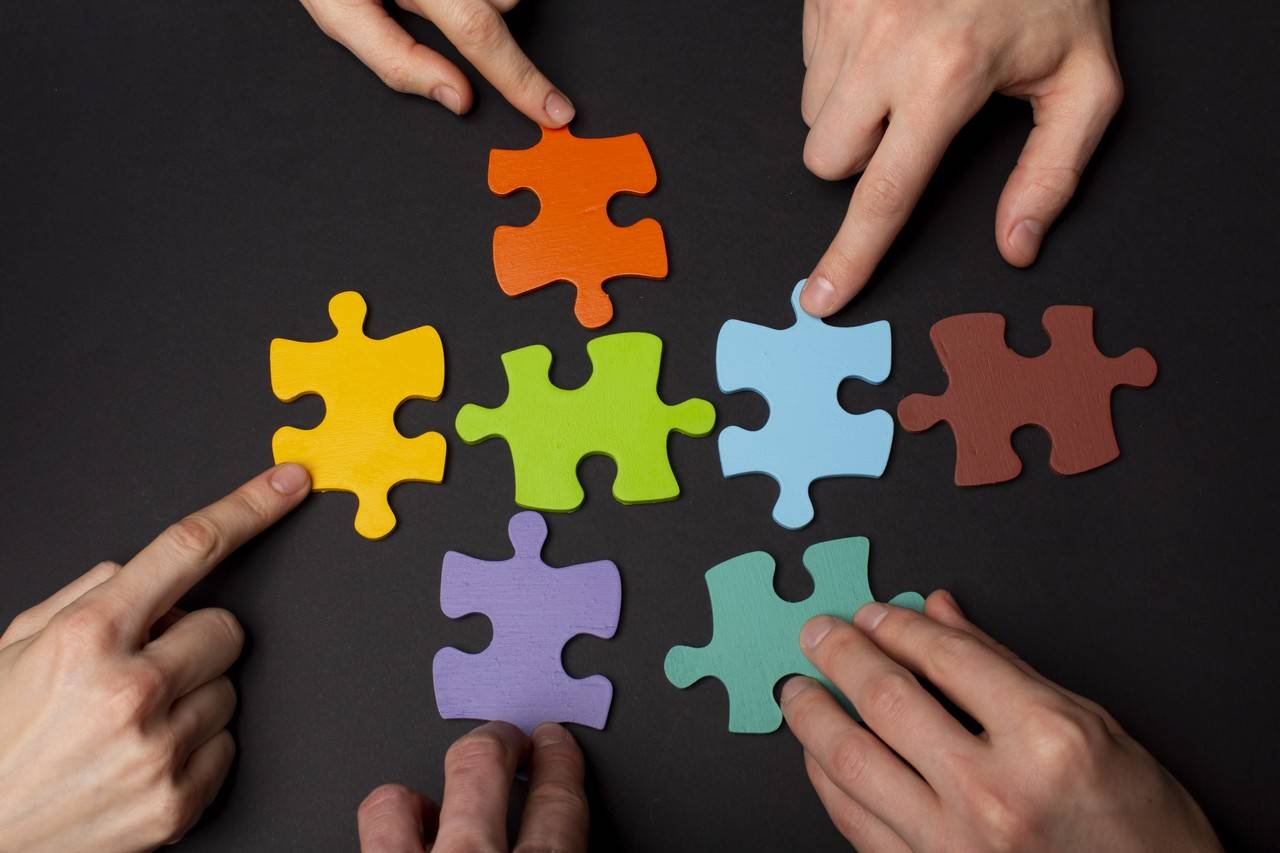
[433,511,621,731]
[455,332,714,511]
[489,126,667,328]
[270,291,445,539]
[898,306,1157,486]
[718,280,894,529]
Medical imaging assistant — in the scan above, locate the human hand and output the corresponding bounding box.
[0,464,311,853]
[357,722,588,852]
[299,0,574,125]
[781,591,1221,851]
[798,0,1123,316]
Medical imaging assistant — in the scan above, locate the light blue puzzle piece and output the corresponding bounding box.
[716,280,893,529]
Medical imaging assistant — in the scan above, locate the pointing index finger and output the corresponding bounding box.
[801,108,967,317]
[91,464,310,640]
[428,0,574,127]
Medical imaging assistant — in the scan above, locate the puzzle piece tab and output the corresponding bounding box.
[718,280,893,529]
[455,332,714,511]
[270,291,445,539]
[665,537,922,733]
[898,306,1158,486]
[433,511,621,732]
[489,126,667,328]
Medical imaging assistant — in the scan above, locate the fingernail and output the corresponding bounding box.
[532,722,568,747]
[801,276,836,316]
[1009,219,1045,260]
[780,676,813,705]
[800,616,835,649]
[544,91,575,126]
[853,603,889,632]
[431,86,462,115]
[269,463,310,495]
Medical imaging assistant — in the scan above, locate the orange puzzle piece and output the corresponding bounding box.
[489,126,668,328]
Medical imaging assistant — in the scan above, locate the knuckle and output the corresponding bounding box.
[803,139,841,180]
[831,800,871,842]
[52,603,120,653]
[153,783,201,844]
[4,608,40,639]
[1024,703,1107,777]
[859,170,908,220]
[166,514,222,562]
[454,1,505,50]
[105,659,168,721]
[862,670,914,721]
[525,778,588,817]
[444,731,510,777]
[1089,65,1125,116]
[376,58,413,94]
[925,629,982,674]
[965,781,1035,851]
[829,734,873,791]
[227,488,273,529]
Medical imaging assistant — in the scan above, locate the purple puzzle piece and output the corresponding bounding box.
[432,511,622,732]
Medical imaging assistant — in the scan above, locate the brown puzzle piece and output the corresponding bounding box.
[898,306,1158,486]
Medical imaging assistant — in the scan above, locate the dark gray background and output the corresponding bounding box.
[2,1,1277,850]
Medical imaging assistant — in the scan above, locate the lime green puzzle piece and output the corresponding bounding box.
[664,537,924,733]
[455,332,715,511]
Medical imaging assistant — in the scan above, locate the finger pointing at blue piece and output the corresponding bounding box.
[80,463,311,643]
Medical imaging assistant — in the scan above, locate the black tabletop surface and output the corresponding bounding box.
[2,1,1277,850]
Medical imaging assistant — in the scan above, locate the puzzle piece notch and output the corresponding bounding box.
[489,126,668,328]
[897,306,1158,486]
[270,291,446,539]
[664,537,923,733]
[455,332,715,511]
[717,280,894,529]
[432,511,621,732]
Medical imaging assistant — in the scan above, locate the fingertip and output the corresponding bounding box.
[1002,218,1045,267]
[430,85,466,115]
[780,675,816,706]
[542,90,575,127]
[531,721,572,748]
[268,463,310,496]
[924,589,964,621]
[471,720,529,757]
[799,275,839,317]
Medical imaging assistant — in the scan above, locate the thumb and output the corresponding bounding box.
[304,0,473,113]
[995,60,1123,267]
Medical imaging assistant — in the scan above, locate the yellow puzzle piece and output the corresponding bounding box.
[270,291,446,539]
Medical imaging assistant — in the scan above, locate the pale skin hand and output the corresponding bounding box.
[781,591,1222,852]
[799,0,1124,316]
[357,721,589,852]
[0,463,311,853]
[299,0,574,125]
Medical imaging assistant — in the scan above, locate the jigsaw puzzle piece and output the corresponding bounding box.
[455,333,714,511]
[716,281,894,529]
[489,126,667,328]
[664,537,922,733]
[270,291,446,539]
[898,306,1157,486]
[432,511,621,732]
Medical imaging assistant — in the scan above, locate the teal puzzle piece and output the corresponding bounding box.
[717,281,893,529]
[664,536,923,733]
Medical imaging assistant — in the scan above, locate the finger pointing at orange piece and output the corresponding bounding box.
[299,0,574,126]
